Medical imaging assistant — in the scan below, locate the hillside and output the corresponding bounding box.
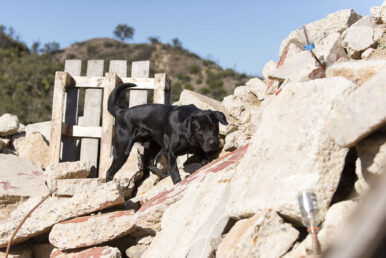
[0,31,250,124]
[55,38,250,101]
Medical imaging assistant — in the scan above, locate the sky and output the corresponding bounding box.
[0,0,383,76]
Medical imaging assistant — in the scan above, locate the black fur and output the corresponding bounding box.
[106,83,228,185]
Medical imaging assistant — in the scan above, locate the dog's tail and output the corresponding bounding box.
[108,83,137,117]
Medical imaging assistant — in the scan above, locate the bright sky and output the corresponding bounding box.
[0,0,383,76]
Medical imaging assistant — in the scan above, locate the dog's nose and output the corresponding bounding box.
[209,139,218,147]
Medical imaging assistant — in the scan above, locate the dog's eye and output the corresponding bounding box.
[198,130,204,135]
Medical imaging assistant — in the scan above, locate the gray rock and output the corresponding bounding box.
[327,70,386,147]
[44,161,91,189]
[0,113,19,136]
[217,211,299,258]
[50,246,122,258]
[356,132,386,176]
[0,181,124,247]
[226,77,354,223]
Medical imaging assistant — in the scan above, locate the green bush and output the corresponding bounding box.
[189,65,200,74]
[104,41,114,48]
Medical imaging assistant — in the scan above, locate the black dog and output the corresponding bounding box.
[105,83,228,185]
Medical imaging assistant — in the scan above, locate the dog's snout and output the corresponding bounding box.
[208,139,218,147]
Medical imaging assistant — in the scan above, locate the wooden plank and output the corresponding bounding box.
[62,60,82,161]
[80,60,104,176]
[72,76,154,89]
[98,60,127,178]
[62,124,102,138]
[154,73,171,104]
[129,61,150,107]
[49,72,72,164]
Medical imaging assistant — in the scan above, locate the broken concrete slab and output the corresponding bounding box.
[54,178,106,197]
[262,60,276,80]
[245,77,267,101]
[226,77,354,223]
[268,51,319,82]
[0,153,48,202]
[142,167,236,258]
[44,161,91,189]
[356,132,386,177]
[50,246,122,258]
[217,211,299,258]
[326,59,386,86]
[49,210,136,250]
[343,16,379,59]
[0,181,124,247]
[279,9,361,57]
[24,121,51,142]
[13,131,50,169]
[0,113,20,136]
[327,71,386,147]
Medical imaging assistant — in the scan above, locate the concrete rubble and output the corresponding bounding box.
[1,2,386,257]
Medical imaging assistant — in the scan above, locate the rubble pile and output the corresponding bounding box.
[1,2,386,257]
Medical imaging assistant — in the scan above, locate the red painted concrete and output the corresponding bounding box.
[50,246,113,258]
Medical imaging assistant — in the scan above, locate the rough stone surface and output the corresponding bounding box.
[221,95,245,121]
[279,9,361,56]
[13,131,50,169]
[326,60,386,85]
[217,211,299,258]
[44,161,91,189]
[49,210,136,250]
[284,200,358,257]
[313,32,347,66]
[0,154,48,201]
[126,245,148,258]
[178,89,225,112]
[224,131,248,151]
[0,181,124,247]
[356,132,386,176]
[327,71,386,147]
[262,60,276,80]
[33,243,55,258]
[245,77,267,100]
[50,246,122,258]
[143,167,236,258]
[361,47,375,59]
[268,51,319,82]
[343,16,379,58]
[0,246,33,258]
[54,178,106,197]
[25,121,51,142]
[227,77,354,223]
[0,113,19,136]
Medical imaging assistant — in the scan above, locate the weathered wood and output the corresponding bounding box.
[129,61,150,107]
[49,72,73,164]
[71,76,154,89]
[62,124,102,138]
[62,60,82,161]
[154,73,171,105]
[98,60,127,178]
[80,60,104,176]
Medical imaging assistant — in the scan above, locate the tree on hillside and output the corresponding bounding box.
[41,41,60,54]
[148,36,160,44]
[114,24,134,42]
[172,38,182,49]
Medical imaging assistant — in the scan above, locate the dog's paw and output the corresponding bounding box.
[183,162,203,173]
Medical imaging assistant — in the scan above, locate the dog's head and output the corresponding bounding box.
[184,110,228,153]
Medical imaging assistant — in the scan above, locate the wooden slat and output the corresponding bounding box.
[49,72,72,164]
[154,73,171,105]
[129,61,150,107]
[62,60,82,161]
[72,76,154,89]
[62,124,102,138]
[98,60,127,178]
[80,60,104,176]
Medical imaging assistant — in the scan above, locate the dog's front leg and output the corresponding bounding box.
[166,153,181,184]
[196,149,209,166]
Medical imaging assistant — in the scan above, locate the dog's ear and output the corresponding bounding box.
[183,116,192,139]
[214,111,228,125]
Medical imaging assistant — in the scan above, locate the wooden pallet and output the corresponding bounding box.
[49,60,171,178]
